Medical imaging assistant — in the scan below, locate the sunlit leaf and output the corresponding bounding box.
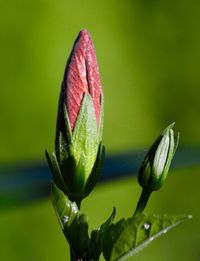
[103,213,192,261]
[51,184,89,258]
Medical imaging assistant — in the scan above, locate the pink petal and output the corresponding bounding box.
[64,29,102,130]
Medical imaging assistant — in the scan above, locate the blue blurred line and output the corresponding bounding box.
[0,147,200,209]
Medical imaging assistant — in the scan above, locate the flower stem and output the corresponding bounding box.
[69,199,82,261]
[133,188,152,217]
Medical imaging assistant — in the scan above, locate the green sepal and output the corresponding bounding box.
[69,152,88,200]
[66,142,105,202]
[58,153,79,199]
[154,124,178,190]
[47,147,78,199]
[173,131,180,156]
[84,143,105,196]
[63,104,73,144]
[72,93,99,183]
[51,93,104,202]
[48,143,105,202]
[57,128,74,165]
[103,213,192,261]
[98,94,104,142]
[51,184,89,259]
[155,128,175,189]
[55,103,73,160]
[57,131,69,162]
[45,150,67,193]
[90,207,116,260]
[138,134,162,189]
[138,159,151,188]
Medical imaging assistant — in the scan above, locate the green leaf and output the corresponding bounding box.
[103,213,192,261]
[90,207,116,260]
[51,183,77,228]
[51,184,89,258]
[72,93,99,183]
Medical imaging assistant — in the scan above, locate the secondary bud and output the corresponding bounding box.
[138,123,179,191]
[46,30,104,202]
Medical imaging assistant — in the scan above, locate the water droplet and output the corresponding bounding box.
[143,223,150,230]
[63,215,69,224]
[163,229,167,234]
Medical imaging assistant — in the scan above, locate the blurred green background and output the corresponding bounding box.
[0,0,200,260]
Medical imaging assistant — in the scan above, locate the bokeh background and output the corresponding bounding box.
[1,0,200,260]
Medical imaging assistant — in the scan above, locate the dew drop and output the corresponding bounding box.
[63,215,69,224]
[143,223,150,230]
[163,229,167,234]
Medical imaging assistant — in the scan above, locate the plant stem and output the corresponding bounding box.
[133,188,152,217]
[69,200,82,261]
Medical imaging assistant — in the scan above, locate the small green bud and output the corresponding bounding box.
[138,123,179,191]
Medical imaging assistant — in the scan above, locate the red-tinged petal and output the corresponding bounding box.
[85,32,102,128]
[64,29,102,130]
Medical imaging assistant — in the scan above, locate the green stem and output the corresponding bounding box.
[133,188,152,217]
[69,199,82,261]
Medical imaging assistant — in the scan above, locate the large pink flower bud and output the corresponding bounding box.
[46,30,105,202]
[65,29,102,130]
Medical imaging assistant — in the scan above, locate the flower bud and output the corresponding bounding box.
[138,123,179,191]
[46,30,105,202]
